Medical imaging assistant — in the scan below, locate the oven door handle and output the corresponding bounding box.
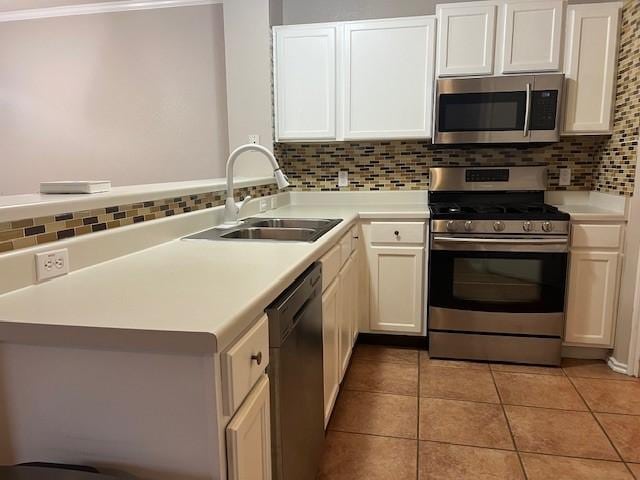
[432,236,568,245]
[431,236,568,253]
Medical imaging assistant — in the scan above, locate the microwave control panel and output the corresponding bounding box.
[530,90,558,130]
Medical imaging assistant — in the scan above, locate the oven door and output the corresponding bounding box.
[429,235,568,336]
[434,75,562,144]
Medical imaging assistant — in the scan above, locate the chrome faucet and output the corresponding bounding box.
[224,144,290,225]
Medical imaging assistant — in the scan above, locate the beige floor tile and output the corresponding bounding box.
[627,463,640,479]
[421,350,490,370]
[420,365,499,403]
[572,378,640,415]
[520,453,633,480]
[491,363,564,376]
[493,372,587,411]
[419,397,514,449]
[418,442,524,480]
[563,358,637,381]
[344,359,418,396]
[318,431,417,480]
[504,405,619,460]
[329,389,418,439]
[596,413,640,463]
[352,344,419,365]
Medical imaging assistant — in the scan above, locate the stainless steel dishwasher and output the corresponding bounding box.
[266,263,324,480]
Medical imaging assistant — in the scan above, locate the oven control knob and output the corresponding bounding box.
[542,221,553,232]
[522,221,533,232]
[446,220,456,232]
[493,221,505,232]
[464,221,474,232]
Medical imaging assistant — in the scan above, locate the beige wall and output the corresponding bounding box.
[223,0,275,178]
[1,3,229,195]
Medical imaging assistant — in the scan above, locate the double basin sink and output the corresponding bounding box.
[184,217,342,243]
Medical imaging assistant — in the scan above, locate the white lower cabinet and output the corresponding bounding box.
[338,254,357,381]
[226,374,272,480]
[321,277,340,427]
[320,227,360,425]
[368,246,424,333]
[564,222,624,347]
[565,250,620,346]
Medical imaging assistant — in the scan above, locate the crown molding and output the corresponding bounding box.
[0,0,222,23]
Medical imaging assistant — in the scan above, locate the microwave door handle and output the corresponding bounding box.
[524,82,532,137]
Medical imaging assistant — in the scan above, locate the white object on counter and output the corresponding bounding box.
[40,180,111,194]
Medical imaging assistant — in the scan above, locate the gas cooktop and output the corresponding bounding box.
[429,202,569,221]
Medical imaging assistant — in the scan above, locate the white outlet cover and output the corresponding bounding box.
[36,248,69,282]
[338,171,349,187]
[559,168,571,186]
[248,134,260,144]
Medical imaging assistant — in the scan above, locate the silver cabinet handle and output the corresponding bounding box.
[524,82,532,137]
[251,352,263,365]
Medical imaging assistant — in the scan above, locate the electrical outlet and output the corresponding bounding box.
[259,198,269,212]
[338,171,349,187]
[36,248,69,282]
[559,168,572,186]
[248,134,260,144]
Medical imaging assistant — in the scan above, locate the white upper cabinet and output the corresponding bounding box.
[562,3,621,134]
[500,0,565,73]
[343,17,436,139]
[274,25,338,141]
[436,3,497,76]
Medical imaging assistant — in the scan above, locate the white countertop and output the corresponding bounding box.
[557,204,627,221]
[547,190,628,222]
[0,203,428,354]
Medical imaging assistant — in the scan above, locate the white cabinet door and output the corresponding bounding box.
[565,251,620,346]
[274,25,337,141]
[500,0,565,73]
[351,249,360,346]
[338,255,356,381]
[343,17,436,139]
[368,246,424,333]
[562,3,621,134]
[321,278,340,428]
[226,374,271,480]
[436,4,497,76]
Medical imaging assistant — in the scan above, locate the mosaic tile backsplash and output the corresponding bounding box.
[275,137,607,192]
[594,0,640,195]
[0,183,278,254]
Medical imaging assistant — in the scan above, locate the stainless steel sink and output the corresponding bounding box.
[221,227,316,241]
[183,217,342,242]
[250,218,335,229]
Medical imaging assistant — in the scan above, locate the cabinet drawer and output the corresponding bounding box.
[223,315,270,414]
[571,224,622,249]
[320,244,341,292]
[370,222,425,244]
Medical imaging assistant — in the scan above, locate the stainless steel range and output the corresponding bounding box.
[427,166,569,366]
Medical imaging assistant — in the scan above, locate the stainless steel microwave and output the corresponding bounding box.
[434,74,564,144]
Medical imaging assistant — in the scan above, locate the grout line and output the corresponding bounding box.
[489,366,529,480]
[567,375,626,464]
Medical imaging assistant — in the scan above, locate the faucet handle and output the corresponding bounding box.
[238,195,252,208]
